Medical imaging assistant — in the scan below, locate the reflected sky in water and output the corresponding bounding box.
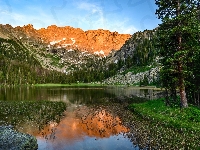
[33,105,137,150]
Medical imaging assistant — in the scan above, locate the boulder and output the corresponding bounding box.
[0,126,38,150]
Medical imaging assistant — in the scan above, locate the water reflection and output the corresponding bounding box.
[106,86,161,100]
[0,86,160,149]
[0,86,161,102]
[29,105,133,150]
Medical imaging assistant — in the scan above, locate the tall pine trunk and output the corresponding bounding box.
[177,0,188,108]
[177,61,188,107]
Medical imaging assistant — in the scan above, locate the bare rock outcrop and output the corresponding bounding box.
[0,24,131,56]
[36,25,131,56]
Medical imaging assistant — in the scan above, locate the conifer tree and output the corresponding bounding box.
[155,0,200,108]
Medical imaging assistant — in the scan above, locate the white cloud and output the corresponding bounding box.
[75,1,105,28]
[74,1,137,34]
[105,18,138,34]
[77,2,103,14]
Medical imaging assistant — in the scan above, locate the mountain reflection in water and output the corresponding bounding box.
[32,105,134,150]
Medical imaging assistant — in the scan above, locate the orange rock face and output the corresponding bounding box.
[20,24,131,56]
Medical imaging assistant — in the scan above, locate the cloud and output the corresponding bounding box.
[74,1,138,34]
[77,1,103,14]
[0,0,138,34]
[75,1,105,28]
[102,18,138,34]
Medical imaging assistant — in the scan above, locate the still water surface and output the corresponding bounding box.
[0,86,160,150]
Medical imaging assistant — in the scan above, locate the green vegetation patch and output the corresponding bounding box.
[128,99,200,149]
[129,98,200,131]
[34,83,104,87]
[123,65,154,75]
[0,100,66,130]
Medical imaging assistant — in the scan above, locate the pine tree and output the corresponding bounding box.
[155,0,200,108]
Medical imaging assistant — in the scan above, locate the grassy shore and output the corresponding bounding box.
[34,83,104,87]
[33,83,162,90]
[129,98,200,131]
[126,99,200,149]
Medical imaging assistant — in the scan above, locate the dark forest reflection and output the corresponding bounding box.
[0,86,160,102]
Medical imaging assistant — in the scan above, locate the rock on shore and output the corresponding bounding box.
[0,126,38,150]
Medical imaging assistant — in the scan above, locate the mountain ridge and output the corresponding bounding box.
[2,24,131,56]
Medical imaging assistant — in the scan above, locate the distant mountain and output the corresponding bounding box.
[0,23,159,85]
[0,23,131,73]
[2,24,130,56]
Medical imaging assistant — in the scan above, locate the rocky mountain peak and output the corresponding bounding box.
[36,25,131,56]
[0,24,131,56]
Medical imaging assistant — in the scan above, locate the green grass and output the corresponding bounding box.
[129,98,200,131]
[128,99,200,149]
[34,83,104,87]
[45,53,64,68]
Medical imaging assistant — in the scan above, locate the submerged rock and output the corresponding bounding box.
[0,126,38,150]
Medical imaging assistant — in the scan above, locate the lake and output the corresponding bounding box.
[0,86,160,150]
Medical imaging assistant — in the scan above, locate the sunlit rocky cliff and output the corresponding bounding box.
[4,24,131,56]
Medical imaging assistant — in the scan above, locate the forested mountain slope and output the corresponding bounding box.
[0,38,68,85]
[102,29,160,85]
[0,24,159,85]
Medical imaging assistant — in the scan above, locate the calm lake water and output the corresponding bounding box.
[0,86,160,150]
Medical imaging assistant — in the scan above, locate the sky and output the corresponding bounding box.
[0,0,161,34]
